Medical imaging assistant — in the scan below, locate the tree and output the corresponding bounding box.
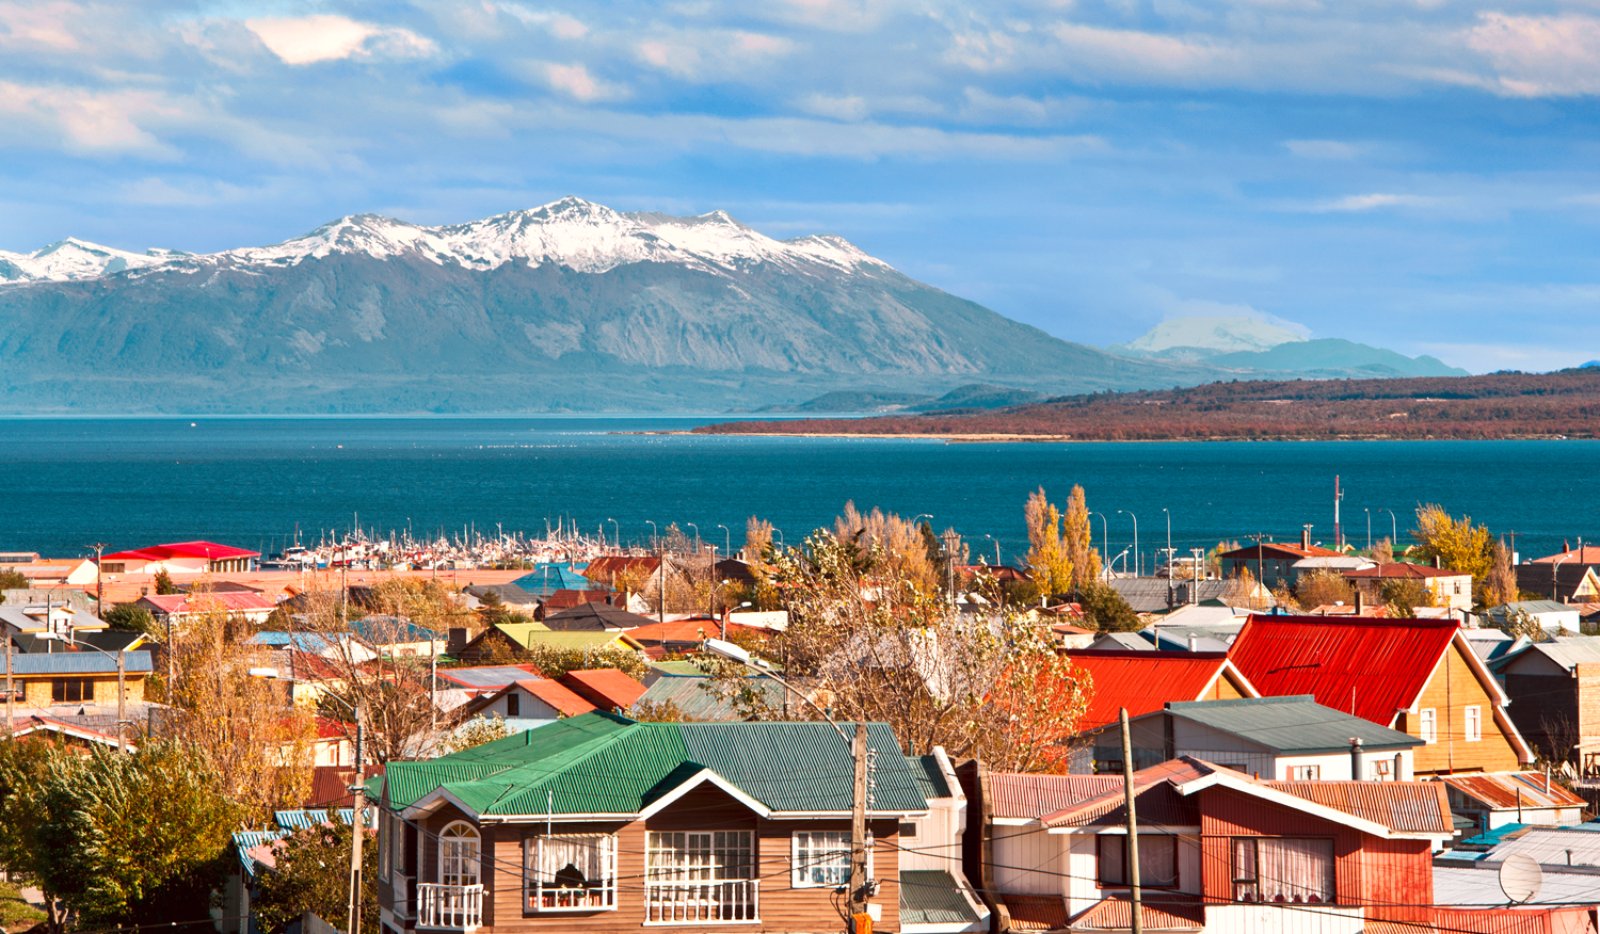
[253,821,378,934]
[833,501,941,595]
[444,716,511,753]
[1076,581,1141,632]
[1024,488,1073,597]
[153,569,177,595]
[1412,504,1494,601]
[1380,578,1433,618]
[1370,538,1395,564]
[1294,570,1355,609]
[0,569,26,591]
[31,743,245,928]
[103,602,158,637]
[1485,539,1520,607]
[1062,485,1102,589]
[743,516,775,560]
[0,739,60,931]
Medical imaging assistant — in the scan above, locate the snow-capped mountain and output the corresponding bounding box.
[1121,314,1310,356]
[0,197,889,286]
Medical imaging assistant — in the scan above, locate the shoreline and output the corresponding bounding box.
[646,430,1584,443]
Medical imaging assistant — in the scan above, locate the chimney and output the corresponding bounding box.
[1435,555,1441,569]
[1301,528,1311,550]
[1354,590,1364,615]
[1349,737,1363,779]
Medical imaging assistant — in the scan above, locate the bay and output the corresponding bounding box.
[0,417,1591,567]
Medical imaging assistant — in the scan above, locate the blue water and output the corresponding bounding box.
[0,417,1591,566]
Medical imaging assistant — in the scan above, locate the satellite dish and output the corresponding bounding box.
[1499,854,1543,904]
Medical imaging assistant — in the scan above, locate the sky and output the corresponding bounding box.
[1,1,1597,372]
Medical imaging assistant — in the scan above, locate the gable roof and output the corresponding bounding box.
[1227,614,1459,726]
[1344,562,1467,580]
[624,618,759,647]
[382,711,927,819]
[542,602,654,631]
[1064,650,1257,730]
[631,673,785,722]
[511,678,596,717]
[434,663,542,691]
[139,591,278,615]
[1172,758,1453,838]
[1,649,154,676]
[559,668,647,711]
[1532,546,1600,565]
[1159,695,1423,754]
[103,541,259,562]
[1439,772,1587,811]
[1217,542,1340,561]
[348,616,440,644]
[510,564,594,596]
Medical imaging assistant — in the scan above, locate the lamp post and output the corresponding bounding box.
[1384,509,1398,547]
[1090,512,1110,578]
[1118,510,1140,577]
[607,518,620,550]
[1364,509,1372,552]
[646,520,658,549]
[704,639,873,930]
[687,523,700,551]
[1161,509,1171,579]
[717,523,731,558]
[771,528,785,549]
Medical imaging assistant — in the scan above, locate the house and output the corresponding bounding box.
[463,584,545,614]
[899,750,990,933]
[138,590,279,625]
[3,559,100,587]
[1216,535,1341,589]
[222,807,373,934]
[461,678,596,726]
[583,555,662,589]
[631,671,787,722]
[1520,546,1600,604]
[433,664,543,698]
[509,563,595,597]
[350,615,447,658]
[623,617,761,659]
[1063,650,1259,731]
[374,712,961,933]
[1227,615,1534,774]
[1,648,151,710]
[248,630,378,664]
[1484,600,1582,634]
[540,602,653,632]
[970,756,1455,933]
[455,622,642,663]
[1342,562,1474,613]
[1491,636,1600,769]
[558,668,646,711]
[99,540,259,575]
[1087,695,1423,780]
[1436,771,1588,830]
[0,602,109,637]
[1105,578,1241,614]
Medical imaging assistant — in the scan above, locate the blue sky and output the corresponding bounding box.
[2,1,1597,372]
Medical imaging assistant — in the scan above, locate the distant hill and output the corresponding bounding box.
[1120,314,1308,356]
[1207,339,1467,379]
[698,368,1600,441]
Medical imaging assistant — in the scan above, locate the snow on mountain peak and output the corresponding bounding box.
[1124,314,1310,355]
[0,198,895,285]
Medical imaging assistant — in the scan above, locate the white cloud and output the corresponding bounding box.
[1283,139,1364,160]
[0,1,79,51]
[245,14,437,66]
[540,62,627,101]
[0,81,177,156]
[634,29,795,81]
[796,93,869,121]
[1464,12,1600,97]
[1047,21,1236,81]
[497,5,589,40]
[1308,192,1441,213]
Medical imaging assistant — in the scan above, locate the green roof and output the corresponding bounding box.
[382,712,927,818]
[909,754,950,800]
[633,674,786,721]
[900,870,982,926]
[1163,695,1423,754]
[491,623,639,652]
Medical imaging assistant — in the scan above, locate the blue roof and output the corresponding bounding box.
[2,650,154,675]
[1460,822,1528,847]
[349,615,440,644]
[248,631,346,652]
[231,830,286,878]
[511,564,594,596]
[273,807,371,831]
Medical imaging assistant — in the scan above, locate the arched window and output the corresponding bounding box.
[440,821,482,887]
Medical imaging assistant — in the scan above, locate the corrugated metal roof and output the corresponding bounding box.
[435,664,541,689]
[1069,896,1205,931]
[1,649,154,675]
[989,772,1122,820]
[560,668,647,710]
[911,755,950,800]
[231,830,285,877]
[1040,759,1207,828]
[900,870,982,926]
[1064,650,1237,729]
[515,679,596,717]
[1227,615,1457,726]
[1481,827,1600,868]
[630,674,784,721]
[1441,772,1587,811]
[1003,895,1069,931]
[1264,779,1453,834]
[1164,695,1422,753]
[1503,637,1600,672]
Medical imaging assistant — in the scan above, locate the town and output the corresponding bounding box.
[1,492,1598,934]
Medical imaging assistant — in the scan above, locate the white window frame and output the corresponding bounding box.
[791,831,870,889]
[1419,708,1437,744]
[1288,765,1321,781]
[439,820,482,887]
[526,833,618,913]
[1464,705,1482,742]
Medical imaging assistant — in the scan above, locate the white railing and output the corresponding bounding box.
[529,879,617,912]
[645,878,760,925]
[1205,903,1365,934]
[417,882,484,932]
[390,873,412,919]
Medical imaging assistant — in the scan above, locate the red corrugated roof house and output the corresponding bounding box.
[1228,614,1532,774]
[558,668,647,711]
[101,540,259,575]
[1064,650,1259,731]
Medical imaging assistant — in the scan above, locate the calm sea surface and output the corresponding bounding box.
[0,417,1592,565]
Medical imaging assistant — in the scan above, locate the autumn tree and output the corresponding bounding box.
[1380,578,1433,618]
[1024,488,1073,597]
[1062,485,1103,589]
[1370,538,1395,563]
[833,501,942,595]
[253,821,378,934]
[744,516,775,560]
[1485,539,1520,607]
[1412,504,1494,601]
[162,609,316,818]
[747,530,1093,770]
[1295,570,1355,609]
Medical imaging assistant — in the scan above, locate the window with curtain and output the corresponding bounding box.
[526,833,618,911]
[439,822,481,888]
[1096,834,1178,888]
[792,831,871,888]
[1232,837,1335,903]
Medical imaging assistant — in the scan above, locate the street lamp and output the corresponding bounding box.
[1363,508,1372,552]
[1161,509,1172,583]
[717,523,731,557]
[771,527,785,549]
[1384,509,1398,548]
[687,523,700,550]
[646,520,658,549]
[1090,512,1110,577]
[703,639,874,928]
[607,518,620,550]
[1118,510,1140,577]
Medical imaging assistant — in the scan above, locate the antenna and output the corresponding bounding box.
[1498,854,1542,904]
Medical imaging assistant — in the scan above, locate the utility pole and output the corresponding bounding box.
[849,721,871,931]
[1190,548,1204,605]
[348,705,366,934]
[1120,708,1143,934]
[5,630,12,738]
[89,542,107,618]
[1333,475,1344,551]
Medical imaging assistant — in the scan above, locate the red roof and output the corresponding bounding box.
[1344,562,1464,580]
[625,618,759,646]
[541,588,612,611]
[102,541,259,562]
[140,591,279,614]
[558,668,647,711]
[1217,542,1341,561]
[512,679,596,717]
[1039,758,1207,828]
[1532,545,1600,565]
[1264,778,1452,834]
[1064,650,1248,730]
[1227,614,1458,726]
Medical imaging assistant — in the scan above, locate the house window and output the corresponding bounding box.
[439,821,481,887]
[1288,765,1321,780]
[1464,706,1482,742]
[793,831,870,888]
[1232,838,1335,903]
[646,831,758,923]
[506,692,521,717]
[51,678,92,703]
[1418,708,1437,744]
[526,833,617,912]
[899,821,919,839]
[1097,834,1178,888]
[1371,759,1392,780]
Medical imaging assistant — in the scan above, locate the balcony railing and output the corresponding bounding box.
[417,882,484,932]
[645,878,760,925]
[390,873,412,919]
